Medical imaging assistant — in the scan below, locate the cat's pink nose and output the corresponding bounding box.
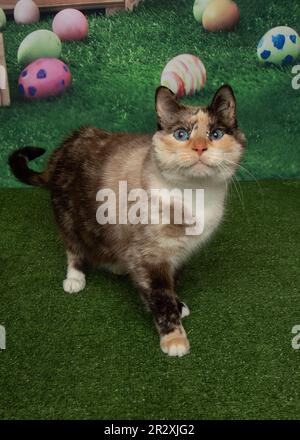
[193,145,208,156]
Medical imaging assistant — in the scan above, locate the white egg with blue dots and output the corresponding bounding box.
[257,26,300,66]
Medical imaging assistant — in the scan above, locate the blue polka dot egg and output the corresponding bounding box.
[257,26,300,66]
[18,58,72,100]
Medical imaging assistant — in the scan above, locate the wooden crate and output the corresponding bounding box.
[0,33,10,107]
[1,0,141,14]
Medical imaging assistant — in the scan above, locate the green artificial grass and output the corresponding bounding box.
[1,0,300,186]
[0,181,300,419]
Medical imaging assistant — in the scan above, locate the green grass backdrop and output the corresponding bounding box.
[1,0,300,185]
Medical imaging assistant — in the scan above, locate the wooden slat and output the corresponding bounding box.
[36,0,122,4]
[2,0,125,13]
[0,33,10,107]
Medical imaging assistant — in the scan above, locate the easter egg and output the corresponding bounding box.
[52,9,89,41]
[193,0,213,23]
[202,0,240,32]
[0,8,6,30]
[18,58,72,100]
[18,30,62,65]
[161,54,206,98]
[161,72,185,98]
[14,0,40,25]
[257,26,300,66]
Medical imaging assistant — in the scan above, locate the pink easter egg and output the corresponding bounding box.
[174,59,195,95]
[202,0,240,32]
[52,8,89,41]
[161,72,185,98]
[161,54,206,98]
[18,58,72,100]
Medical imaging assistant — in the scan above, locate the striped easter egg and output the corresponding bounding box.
[161,54,206,98]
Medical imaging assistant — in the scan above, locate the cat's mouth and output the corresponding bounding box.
[188,156,217,170]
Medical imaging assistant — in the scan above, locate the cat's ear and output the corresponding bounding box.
[155,86,181,129]
[210,85,237,128]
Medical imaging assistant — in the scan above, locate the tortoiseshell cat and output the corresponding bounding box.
[9,85,245,357]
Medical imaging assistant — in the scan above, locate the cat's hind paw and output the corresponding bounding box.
[160,328,190,357]
[63,277,86,294]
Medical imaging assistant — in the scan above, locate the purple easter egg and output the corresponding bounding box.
[18,58,72,100]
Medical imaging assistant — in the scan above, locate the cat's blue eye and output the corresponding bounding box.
[174,128,190,142]
[210,129,224,140]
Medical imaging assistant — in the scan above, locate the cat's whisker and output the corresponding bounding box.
[215,163,229,190]
[212,159,239,202]
[220,156,263,187]
[231,174,245,210]
[218,156,265,206]
[208,153,265,209]
[217,162,245,209]
[207,151,261,188]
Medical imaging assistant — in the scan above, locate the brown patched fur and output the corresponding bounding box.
[9,85,246,357]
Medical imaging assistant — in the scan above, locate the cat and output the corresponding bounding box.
[9,85,245,357]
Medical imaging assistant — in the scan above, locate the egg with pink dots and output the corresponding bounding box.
[18,58,72,100]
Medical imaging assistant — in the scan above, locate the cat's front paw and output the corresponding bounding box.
[63,277,86,293]
[160,328,190,357]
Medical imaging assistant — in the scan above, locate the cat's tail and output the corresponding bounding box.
[8,147,50,187]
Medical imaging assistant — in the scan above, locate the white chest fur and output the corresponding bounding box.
[200,180,227,241]
[149,174,227,268]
